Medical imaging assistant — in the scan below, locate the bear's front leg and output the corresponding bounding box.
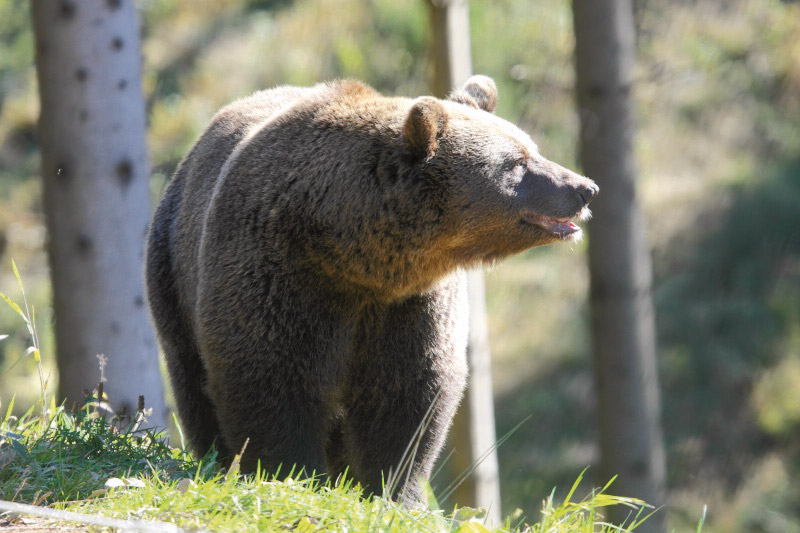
[338,274,469,505]
[196,279,352,476]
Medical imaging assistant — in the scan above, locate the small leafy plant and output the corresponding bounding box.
[0,259,46,423]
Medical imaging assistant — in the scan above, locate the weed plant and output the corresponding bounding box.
[0,401,204,504]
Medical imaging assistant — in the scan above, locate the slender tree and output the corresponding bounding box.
[31,0,166,426]
[427,0,502,524]
[571,0,666,530]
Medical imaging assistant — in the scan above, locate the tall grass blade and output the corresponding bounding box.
[385,389,442,501]
[172,412,186,451]
[11,259,33,328]
[2,262,47,422]
[562,467,588,505]
[438,414,530,505]
[11,259,23,293]
[2,395,15,428]
[0,290,26,321]
[696,504,707,533]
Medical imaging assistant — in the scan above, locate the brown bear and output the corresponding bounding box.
[145,75,597,503]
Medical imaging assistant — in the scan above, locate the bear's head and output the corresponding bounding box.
[401,75,598,263]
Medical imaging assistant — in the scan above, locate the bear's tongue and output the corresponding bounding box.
[522,213,580,235]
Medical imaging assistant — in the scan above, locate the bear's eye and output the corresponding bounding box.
[501,159,526,172]
[502,160,527,189]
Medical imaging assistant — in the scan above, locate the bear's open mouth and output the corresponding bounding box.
[521,208,590,240]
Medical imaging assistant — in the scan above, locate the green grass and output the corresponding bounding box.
[0,401,204,505]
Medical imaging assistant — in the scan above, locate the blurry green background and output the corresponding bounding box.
[1,0,799,530]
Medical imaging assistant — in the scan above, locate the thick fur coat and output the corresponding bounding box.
[146,76,597,502]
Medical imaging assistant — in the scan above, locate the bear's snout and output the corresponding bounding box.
[515,158,598,220]
[555,165,598,210]
[576,180,599,207]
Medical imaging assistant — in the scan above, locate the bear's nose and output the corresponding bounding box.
[578,182,599,206]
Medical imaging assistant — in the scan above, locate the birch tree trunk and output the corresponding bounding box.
[571,1,666,530]
[31,0,166,427]
[427,0,502,524]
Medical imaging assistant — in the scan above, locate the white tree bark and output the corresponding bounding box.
[572,0,666,530]
[427,0,502,524]
[31,0,166,427]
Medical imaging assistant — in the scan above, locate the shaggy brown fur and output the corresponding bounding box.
[145,76,597,503]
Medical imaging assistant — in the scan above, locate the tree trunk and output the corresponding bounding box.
[571,0,666,530]
[427,0,502,524]
[31,0,166,427]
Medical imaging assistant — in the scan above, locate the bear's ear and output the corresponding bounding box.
[448,75,497,113]
[402,96,447,160]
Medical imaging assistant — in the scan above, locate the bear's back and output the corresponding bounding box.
[166,81,389,319]
[166,85,320,321]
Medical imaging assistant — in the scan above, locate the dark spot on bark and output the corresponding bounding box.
[110,321,121,335]
[75,67,88,83]
[631,458,648,476]
[587,85,605,98]
[79,109,89,122]
[134,295,144,308]
[116,159,133,189]
[106,0,122,9]
[55,163,69,183]
[59,0,76,19]
[36,40,48,57]
[117,79,127,90]
[111,37,124,51]
[76,234,93,255]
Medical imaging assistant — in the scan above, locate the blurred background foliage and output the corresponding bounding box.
[1,0,799,530]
